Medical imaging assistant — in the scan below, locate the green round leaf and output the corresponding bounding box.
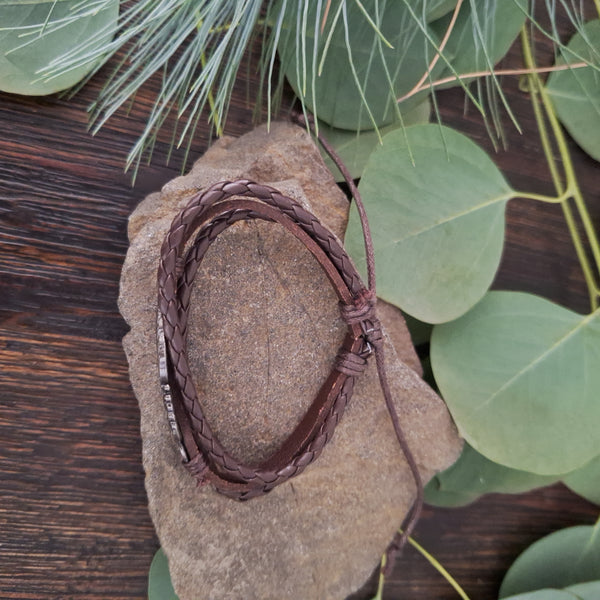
[148,548,180,600]
[277,1,440,130]
[319,99,430,181]
[430,0,527,85]
[345,123,512,324]
[501,591,579,600]
[0,0,118,95]
[563,454,600,505]
[546,20,600,162]
[425,443,560,508]
[499,525,600,597]
[566,581,600,599]
[431,292,600,475]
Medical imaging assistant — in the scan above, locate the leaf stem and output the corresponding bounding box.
[199,51,223,137]
[371,555,386,600]
[406,536,472,600]
[521,27,600,311]
[515,190,569,204]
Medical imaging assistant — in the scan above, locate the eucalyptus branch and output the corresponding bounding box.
[521,27,600,311]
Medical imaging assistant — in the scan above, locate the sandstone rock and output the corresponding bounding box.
[119,122,461,600]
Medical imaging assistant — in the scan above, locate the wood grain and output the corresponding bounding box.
[1,7,598,600]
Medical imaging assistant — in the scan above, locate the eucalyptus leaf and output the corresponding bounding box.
[563,454,600,505]
[499,524,600,597]
[425,443,560,508]
[425,0,458,22]
[431,292,600,475]
[0,0,118,95]
[501,591,579,600]
[277,1,441,130]
[546,20,600,162]
[430,0,527,84]
[319,98,430,181]
[566,581,600,599]
[148,547,179,600]
[345,123,511,324]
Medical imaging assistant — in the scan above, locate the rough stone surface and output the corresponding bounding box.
[119,122,461,600]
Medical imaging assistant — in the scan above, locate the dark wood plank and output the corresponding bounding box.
[0,6,598,600]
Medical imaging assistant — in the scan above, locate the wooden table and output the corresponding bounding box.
[1,12,598,600]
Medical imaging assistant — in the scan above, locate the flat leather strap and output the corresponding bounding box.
[157,180,380,500]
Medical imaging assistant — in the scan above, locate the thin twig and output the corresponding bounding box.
[397,61,590,103]
[320,0,332,34]
[402,0,464,101]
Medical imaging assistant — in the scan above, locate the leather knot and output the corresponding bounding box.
[340,288,383,353]
[334,349,368,376]
[363,316,383,347]
[339,288,377,325]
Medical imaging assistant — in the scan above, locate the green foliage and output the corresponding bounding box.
[22,0,265,173]
[427,445,600,509]
[499,524,600,597]
[277,1,441,130]
[345,124,511,324]
[431,292,600,475]
[319,99,431,181]
[547,19,600,162]
[2,0,594,172]
[148,548,179,600]
[424,443,560,508]
[563,454,600,506]
[0,0,118,95]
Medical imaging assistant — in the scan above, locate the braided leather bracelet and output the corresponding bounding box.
[156,116,424,566]
[158,181,381,500]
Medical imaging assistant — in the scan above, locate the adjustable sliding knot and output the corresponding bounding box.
[339,288,376,325]
[340,287,384,355]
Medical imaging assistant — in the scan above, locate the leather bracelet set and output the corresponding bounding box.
[157,179,381,500]
[155,116,423,565]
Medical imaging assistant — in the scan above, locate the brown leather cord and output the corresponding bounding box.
[293,111,424,574]
[156,118,423,571]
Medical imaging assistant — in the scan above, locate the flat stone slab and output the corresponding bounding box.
[119,122,461,600]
